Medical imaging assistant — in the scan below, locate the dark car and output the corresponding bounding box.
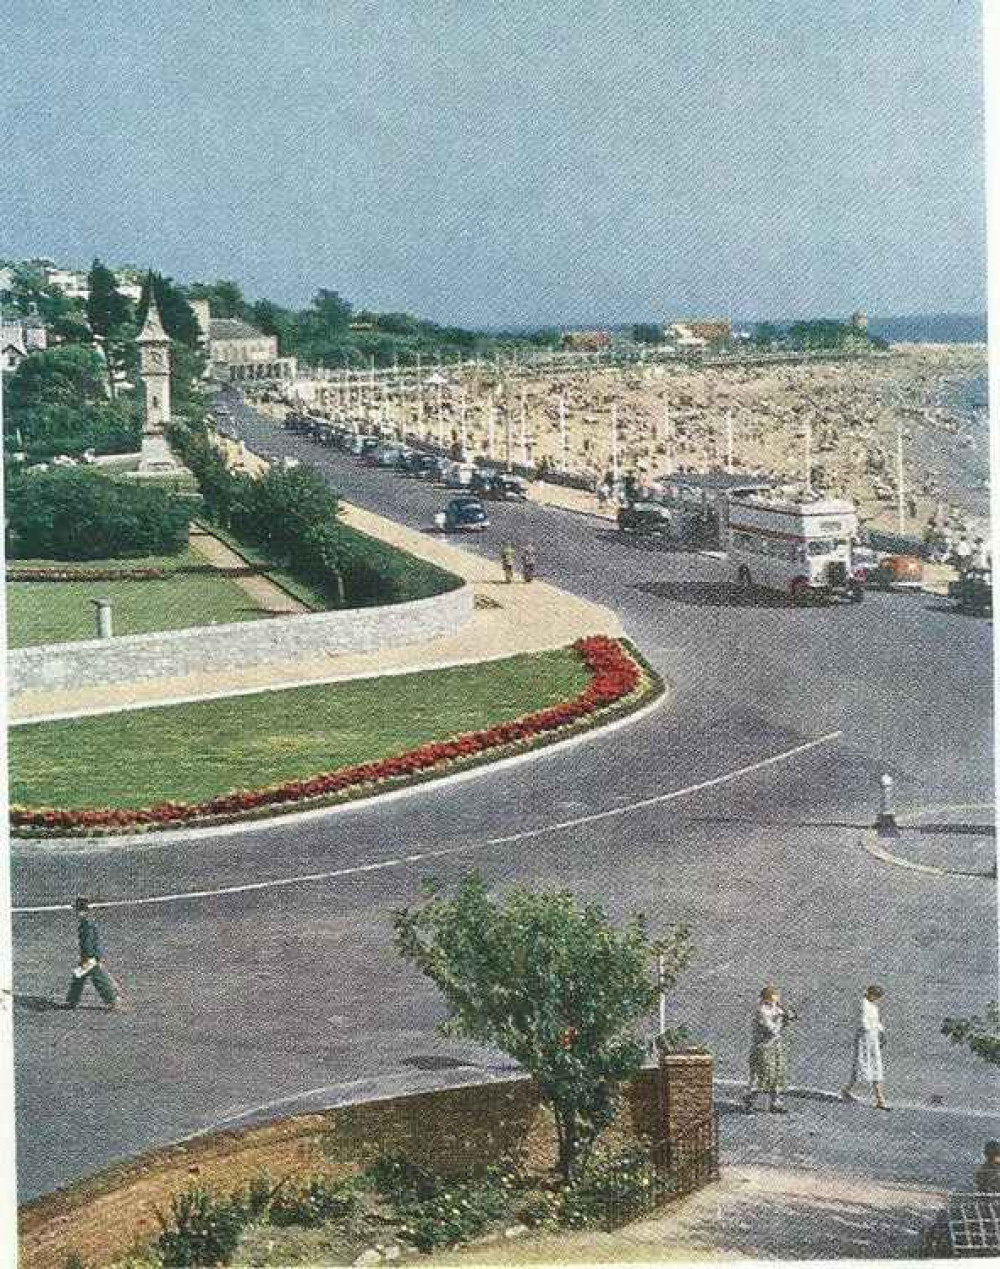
[443,497,489,532]
[617,501,673,535]
[472,472,530,501]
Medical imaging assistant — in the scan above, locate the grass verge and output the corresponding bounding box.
[10,648,590,810]
[5,549,266,648]
[11,640,663,837]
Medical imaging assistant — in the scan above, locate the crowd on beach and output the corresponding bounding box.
[269,343,988,542]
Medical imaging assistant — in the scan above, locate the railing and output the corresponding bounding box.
[919,1193,1000,1258]
[600,1115,719,1232]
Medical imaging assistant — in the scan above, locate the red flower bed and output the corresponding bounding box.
[8,567,169,582]
[12,637,648,835]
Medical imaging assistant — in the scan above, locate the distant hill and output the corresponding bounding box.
[866,313,987,344]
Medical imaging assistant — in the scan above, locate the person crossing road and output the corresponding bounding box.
[65,898,120,1011]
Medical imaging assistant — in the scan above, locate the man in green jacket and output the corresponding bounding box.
[65,897,119,1010]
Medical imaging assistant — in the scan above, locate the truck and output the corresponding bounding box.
[725,493,865,603]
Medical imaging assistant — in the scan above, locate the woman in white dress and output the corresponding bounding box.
[841,985,889,1109]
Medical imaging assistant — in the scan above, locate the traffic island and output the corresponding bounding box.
[10,637,663,838]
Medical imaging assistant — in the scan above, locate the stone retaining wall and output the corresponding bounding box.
[8,582,473,698]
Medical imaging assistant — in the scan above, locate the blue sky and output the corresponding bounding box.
[0,1,987,326]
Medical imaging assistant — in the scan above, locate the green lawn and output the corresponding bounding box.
[9,649,590,809]
[6,548,266,648]
[200,523,328,611]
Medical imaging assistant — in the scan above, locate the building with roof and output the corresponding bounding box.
[191,299,296,382]
[0,318,47,373]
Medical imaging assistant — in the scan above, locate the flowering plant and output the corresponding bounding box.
[13,637,655,836]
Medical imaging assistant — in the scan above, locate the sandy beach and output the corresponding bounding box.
[281,343,988,540]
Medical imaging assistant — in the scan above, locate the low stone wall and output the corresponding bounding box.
[7,582,473,698]
[19,1062,714,1269]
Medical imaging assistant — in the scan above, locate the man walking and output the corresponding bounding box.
[66,898,120,1011]
[521,543,538,583]
[744,985,795,1113]
[500,543,516,583]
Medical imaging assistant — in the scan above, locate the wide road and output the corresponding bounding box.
[11,392,996,1201]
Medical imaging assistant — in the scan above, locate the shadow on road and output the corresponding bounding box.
[913,822,997,838]
[13,994,70,1012]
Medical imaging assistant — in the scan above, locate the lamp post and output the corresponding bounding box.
[559,393,568,471]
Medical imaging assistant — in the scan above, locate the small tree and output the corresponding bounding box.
[942,1003,1000,1066]
[394,874,692,1183]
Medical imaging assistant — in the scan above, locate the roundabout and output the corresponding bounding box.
[10,391,996,1205]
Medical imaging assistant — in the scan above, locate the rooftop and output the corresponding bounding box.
[209,318,269,341]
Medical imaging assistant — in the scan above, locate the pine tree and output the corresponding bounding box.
[86,259,134,397]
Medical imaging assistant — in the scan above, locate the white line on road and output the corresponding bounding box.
[12,730,841,915]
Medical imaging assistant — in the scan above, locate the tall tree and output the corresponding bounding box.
[86,258,134,397]
[188,279,250,320]
[6,345,107,420]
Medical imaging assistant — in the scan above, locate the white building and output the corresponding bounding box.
[190,299,296,382]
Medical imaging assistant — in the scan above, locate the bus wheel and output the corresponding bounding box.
[789,577,810,604]
[736,566,753,600]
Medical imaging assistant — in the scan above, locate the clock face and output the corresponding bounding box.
[145,348,167,370]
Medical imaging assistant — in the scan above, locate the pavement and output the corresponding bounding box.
[10,387,996,1221]
[10,496,622,725]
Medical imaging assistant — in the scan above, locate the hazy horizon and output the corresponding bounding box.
[2,2,986,327]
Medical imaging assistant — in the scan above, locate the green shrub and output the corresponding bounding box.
[515,1187,561,1229]
[9,401,142,461]
[364,1151,440,1206]
[392,1164,517,1252]
[6,467,190,560]
[169,418,462,607]
[558,1145,665,1230]
[154,1185,246,1267]
[267,1175,357,1228]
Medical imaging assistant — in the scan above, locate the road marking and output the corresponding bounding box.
[487,729,841,846]
[12,730,841,914]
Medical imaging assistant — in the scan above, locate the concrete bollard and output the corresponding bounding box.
[90,598,113,639]
[875,772,898,837]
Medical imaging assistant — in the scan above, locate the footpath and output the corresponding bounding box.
[10,502,624,724]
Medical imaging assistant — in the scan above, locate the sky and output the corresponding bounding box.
[0,1,988,327]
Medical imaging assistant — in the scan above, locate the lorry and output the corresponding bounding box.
[725,493,866,603]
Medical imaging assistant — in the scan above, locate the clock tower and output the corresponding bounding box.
[136,289,178,471]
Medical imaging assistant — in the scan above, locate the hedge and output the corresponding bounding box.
[6,467,191,561]
[169,421,462,607]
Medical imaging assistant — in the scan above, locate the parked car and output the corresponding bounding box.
[948,567,993,616]
[871,554,924,590]
[472,472,530,500]
[617,501,673,535]
[442,462,476,488]
[443,497,490,532]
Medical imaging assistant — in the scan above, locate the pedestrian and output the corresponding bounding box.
[954,536,974,575]
[974,1141,1000,1192]
[972,537,991,571]
[521,543,538,583]
[744,985,795,1114]
[66,898,120,1011]
[500,543,516,584]
[841,985,889,1109]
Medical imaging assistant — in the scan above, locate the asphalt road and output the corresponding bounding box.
[11,392,997,1201]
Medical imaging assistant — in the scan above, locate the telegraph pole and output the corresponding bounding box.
[610,402,620,483]
[726,410,734,473]
[896,421,906,533]
[519,387,528,466]
[559,393,568,470]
